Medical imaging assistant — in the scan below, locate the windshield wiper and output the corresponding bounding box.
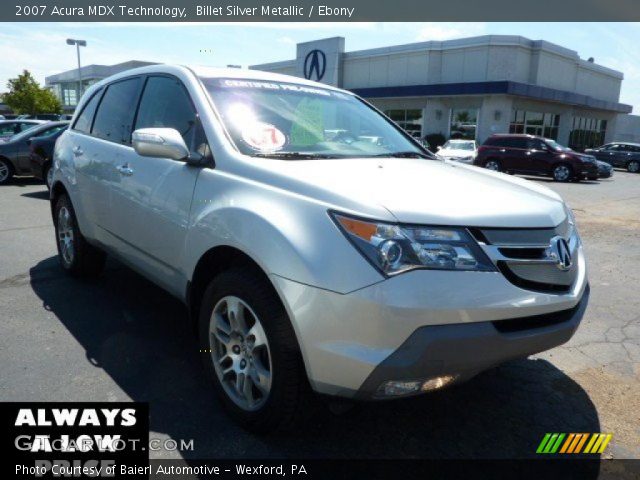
[371,151,433,159]
[251,152,343,159]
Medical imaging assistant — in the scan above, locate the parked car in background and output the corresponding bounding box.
[596,160,614,179]
[585,142,640,173]
[0,115,4,120]
[0,119,46,140]
[50,65,588,432]
[16,113,62,121]
[0,121,68,184]
[475,134,599,182]
[437,139,477,164]
[29,124,69,189]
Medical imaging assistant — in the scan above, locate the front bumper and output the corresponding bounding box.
[270,246,588,398]
[579,163,598,177]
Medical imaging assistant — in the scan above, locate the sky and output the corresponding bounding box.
[1,22,639,112]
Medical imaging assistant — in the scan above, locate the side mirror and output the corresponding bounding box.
[132,128,190,161]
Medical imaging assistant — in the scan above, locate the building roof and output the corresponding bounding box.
[45,60,157,84]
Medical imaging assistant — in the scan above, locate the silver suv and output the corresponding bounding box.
[51,65,589,432]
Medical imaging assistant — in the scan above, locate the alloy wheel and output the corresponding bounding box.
[0,160,9,183]
[209,295,272,411]
[553,165,571,181]
[628,161,640,173]
[485,160,500,171]
[57,206,75,266]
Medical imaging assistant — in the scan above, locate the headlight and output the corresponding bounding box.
[331,212,496,276]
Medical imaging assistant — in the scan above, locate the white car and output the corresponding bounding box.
[50,65,589,432]
[437,139,477,163]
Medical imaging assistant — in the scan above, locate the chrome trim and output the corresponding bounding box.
[479,232,579,268]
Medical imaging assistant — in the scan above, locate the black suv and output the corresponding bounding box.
[475,134,599,182]
[585,142,640,173]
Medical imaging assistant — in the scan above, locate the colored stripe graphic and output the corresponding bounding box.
[537,433,612,454]
[559,433,575,453]
[597,434,612,453]
[574,433,589,453]
[537,433,552,453]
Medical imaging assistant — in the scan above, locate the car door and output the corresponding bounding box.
[525,138,554,174]
[504,137,530,172]
[601,144,623,167]
[15,124,65,172]
[107,75,208,295]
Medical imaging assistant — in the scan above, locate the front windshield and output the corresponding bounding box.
[203,78,428,159]
[442,140,475,151]
[545,139,572,152]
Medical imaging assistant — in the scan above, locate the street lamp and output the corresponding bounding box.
[66,38,87,106]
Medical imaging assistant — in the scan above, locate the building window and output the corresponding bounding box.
[509,110,559,139]
[384,109,423,139]
[569,117,607,151]
[62,88,78,106]
[450,109,477,140]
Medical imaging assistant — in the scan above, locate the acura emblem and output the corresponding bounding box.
[549,236,572,271]
[303,49,327,81]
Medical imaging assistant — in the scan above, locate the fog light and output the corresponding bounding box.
[421,375,458,392]
[377,380,422,397]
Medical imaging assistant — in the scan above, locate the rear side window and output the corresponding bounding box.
[92,78,141,145]
[73,90,102,133]
[484,137,527,148]
[134,76,204,153]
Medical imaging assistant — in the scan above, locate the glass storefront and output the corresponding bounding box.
[509,110,560,139]
[449,108,477,140]
[569,116,607,151]
[384,109,423,139]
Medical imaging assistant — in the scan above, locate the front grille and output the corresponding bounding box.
[474,220,578,294]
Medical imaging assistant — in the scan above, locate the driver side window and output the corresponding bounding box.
[135,76,210,157]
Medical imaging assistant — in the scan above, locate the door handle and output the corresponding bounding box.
[116,164,134,176]
[72,146,83,157]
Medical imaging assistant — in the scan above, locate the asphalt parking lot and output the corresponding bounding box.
[0,171,638,462]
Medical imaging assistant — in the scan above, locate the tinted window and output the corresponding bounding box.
[487,137,527,149]
[92,78,141,144]
[134,76,200,150]
[0,123,18,136]
[73,89,102,133]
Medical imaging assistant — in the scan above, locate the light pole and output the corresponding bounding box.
[66,38,87,106]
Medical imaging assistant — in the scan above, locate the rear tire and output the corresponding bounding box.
[53,194,106,278]
[198,266,308,433]
[627,160,640,173]
[552,163,573,182]
[0,158,13,185]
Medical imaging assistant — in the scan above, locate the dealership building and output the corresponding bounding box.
[251,35,640,149]
[42,35,640,148]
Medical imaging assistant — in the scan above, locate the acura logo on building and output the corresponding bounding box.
[549,236,572,271]
[303,49,327,81]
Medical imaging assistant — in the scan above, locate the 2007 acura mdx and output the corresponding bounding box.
[50,65,589,432]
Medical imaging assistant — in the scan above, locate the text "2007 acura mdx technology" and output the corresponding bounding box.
[50,65,589,432]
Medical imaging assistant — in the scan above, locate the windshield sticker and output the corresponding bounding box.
[218,79,332,97]
[289,98,324,146]
[242,122,286,151]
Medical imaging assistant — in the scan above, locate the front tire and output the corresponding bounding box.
[484,159,502,172]
[198,267,307,433]
[44,163,54,190]
[552,163,573,182]
[627,160,640,173]
[54,194,106,277]
[0,158,13,185]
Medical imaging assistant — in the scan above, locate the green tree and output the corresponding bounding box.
[4,70,62,115]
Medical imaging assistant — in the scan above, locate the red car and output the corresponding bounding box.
[474,134,599,182]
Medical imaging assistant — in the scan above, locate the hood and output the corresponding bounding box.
[254,157,566,228]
